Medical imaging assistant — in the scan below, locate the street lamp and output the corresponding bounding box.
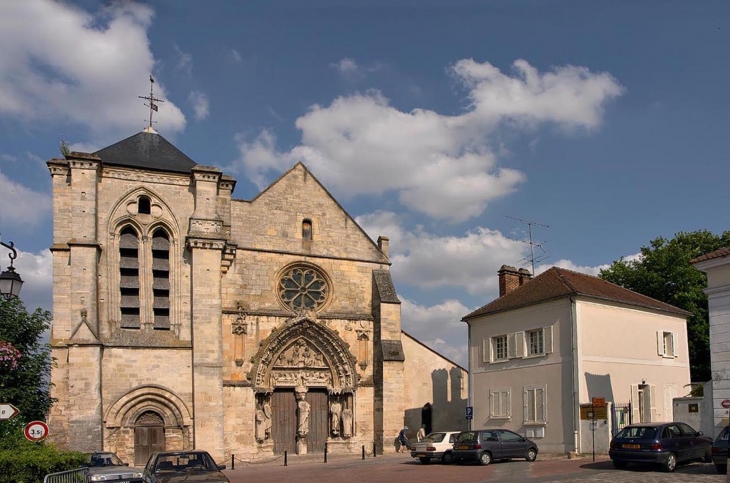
[0,241,23,300]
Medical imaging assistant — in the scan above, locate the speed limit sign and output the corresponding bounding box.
[24,421,49,442]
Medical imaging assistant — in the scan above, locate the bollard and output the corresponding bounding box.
[362,445,365,460]
[373,441,377,457]
[324,442,328,463]
[231,454,235,470]
[284,450,288,466]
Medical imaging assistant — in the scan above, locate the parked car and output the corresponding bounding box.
[142,450,229,483]
[84,451,143,483]
[451,429,538,466]
[711,424,730,474]
[410,431,461,464]
[609,422,712,472]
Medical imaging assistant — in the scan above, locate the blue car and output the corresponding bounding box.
[609,422,712,472]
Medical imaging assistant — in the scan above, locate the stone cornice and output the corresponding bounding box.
[186,237,226,251]
[102,167,192,186]
[235,246,392,267]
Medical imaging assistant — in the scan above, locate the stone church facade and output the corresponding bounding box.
[46,129,467,464]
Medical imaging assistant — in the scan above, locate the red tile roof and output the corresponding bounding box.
[462,267,689,320]
[690,247,730,264]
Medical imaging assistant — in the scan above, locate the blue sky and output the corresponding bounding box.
[0,0,728,366]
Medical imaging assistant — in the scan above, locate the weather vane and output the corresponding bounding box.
[139,74,163,131]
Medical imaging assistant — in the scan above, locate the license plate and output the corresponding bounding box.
[416,453,426,457]
[622,444,640,449]
[458,445,468,450]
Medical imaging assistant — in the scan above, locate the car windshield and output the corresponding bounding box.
[716,426,730,442]
[424,433,445,442]
[456,431,478,443]
[616,426,657,439]
[89,453,124,467]
[155,453,217,472]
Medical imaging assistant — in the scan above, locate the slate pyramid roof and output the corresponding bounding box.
[94,130,196,173]
[462,266,689,320]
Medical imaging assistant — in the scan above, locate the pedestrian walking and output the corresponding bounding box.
[398,426,409,452]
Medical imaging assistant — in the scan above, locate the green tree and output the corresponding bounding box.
[600,229,730,383]
[0,297,55,424]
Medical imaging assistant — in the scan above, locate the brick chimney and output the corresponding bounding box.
[518,268,532,287]
[498,265,521,297]
[377,236,389,257]
[498,266,533,296]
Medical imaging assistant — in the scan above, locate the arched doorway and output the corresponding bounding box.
[134,411,165,466]
[249,317,358,454]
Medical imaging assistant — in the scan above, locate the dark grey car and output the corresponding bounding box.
[452,429,538,465]
[142,450,229,483]
[712,424,729,474]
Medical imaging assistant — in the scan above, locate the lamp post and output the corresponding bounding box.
[0,241,23,300]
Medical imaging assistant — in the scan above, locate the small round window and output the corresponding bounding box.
[278,265,329,312]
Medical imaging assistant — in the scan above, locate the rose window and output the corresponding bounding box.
[278,266,329,312]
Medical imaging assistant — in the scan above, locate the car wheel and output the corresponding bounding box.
[703,447,713,463]
[525,448,537,462]
[663,453,677,472]
[479,451,492,466]
[419,457,430,464]
[442,452,454,465]
[612,461,628,469]
[715,463,727,474]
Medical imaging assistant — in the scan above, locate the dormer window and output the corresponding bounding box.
[138,196,151,214]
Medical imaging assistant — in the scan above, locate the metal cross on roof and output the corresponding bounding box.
[139,75,164,131]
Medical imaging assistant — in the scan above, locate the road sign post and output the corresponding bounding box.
[24,421,49,442]
[0,403,19,421]
[465,406,473,430]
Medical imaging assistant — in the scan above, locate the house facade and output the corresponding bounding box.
[45,129,464,464]
[692,247,730,435]
[462,265,691,454]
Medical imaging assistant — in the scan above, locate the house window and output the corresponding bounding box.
[489,389,510,419]
[492,335,508,361]
[527,329,544,356]
[524,385,547,423]
[119,226,141,328]
[657,331,677,357]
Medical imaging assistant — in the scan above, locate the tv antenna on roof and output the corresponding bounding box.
[139,74,163,132]
[506,215,550,276]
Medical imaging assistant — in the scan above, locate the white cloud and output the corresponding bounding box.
[6,248,53,312]
[0,1,186,139]
[231,49,242,63]
[401,298,470,367]
[174,44,193,76]
[189,91,210,120]
[233,59,623,221]
[0,172,50,230]
[357,211,526,295]
[536,259,610,277]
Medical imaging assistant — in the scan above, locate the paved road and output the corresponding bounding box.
[224,452,724,483]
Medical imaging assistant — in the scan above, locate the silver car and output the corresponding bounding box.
[85,452,143,483]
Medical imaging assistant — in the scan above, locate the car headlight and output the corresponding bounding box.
[90,476,108,482]
[132,471,143,478]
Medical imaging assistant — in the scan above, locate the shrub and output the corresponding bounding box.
[0,422,86,483]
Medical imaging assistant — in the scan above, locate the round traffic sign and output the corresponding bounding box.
[722,400,730,409]
[24,421,49,442]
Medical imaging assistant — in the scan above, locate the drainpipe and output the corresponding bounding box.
[467,320,472,431]
[570,296,579,455]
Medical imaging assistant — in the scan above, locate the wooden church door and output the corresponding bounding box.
[134,411,165,466]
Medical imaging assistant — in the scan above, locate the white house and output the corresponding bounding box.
[462,265,691,454]
[692,247,730,436]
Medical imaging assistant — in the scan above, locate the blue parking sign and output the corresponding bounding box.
[465,406,473,419]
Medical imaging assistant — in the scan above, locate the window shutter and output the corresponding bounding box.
[515,331,525,358]
[507,333,516,359]
[483,338,491,363]
[672,332,678,357]
[656,331,664,356]
[504,390,511,418]
[649,385,658,422]
[543,326,553,354]
[489,390,495,417]
[523,389,529,422]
